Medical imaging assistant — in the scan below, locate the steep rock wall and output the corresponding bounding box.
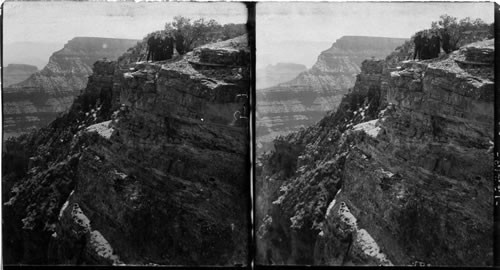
[256,39,493,266]
[256,36,407,154]
[3,35,250,266]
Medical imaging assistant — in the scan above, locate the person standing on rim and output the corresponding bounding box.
[166,34,175,60]
[441,28,451,53]
[413,31,423,60]
[147,33,159,62]
[175,29,185,55]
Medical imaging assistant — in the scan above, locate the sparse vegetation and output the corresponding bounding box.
[431,14,493,52]
[165,16,246,52]
[269,136,303,178]
[385,14,492,63]
[119,16,246,63]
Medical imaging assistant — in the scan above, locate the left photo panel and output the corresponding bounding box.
[2,1,251,266]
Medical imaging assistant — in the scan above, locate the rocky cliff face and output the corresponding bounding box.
[256,39,493,266]
[256,63,307,89]
[257,36,407,154]
[3,35,250,266]
[3,64,39,87]
[3,37,139,138]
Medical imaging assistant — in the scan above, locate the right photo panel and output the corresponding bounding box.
[255,2,494,266]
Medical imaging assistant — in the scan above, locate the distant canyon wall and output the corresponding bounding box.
[256,36,407,154]
[3,64,39,87]
[3,37,139,138]
[257,63,307,89]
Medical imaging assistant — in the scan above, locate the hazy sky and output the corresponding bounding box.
[3,1,495,69]
[4,1,248,45]
[257,2,494,67]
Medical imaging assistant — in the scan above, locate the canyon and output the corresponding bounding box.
[256,39,494,266]
[3,37,139,139]
[256,36,407,154]
[3,35,250,265]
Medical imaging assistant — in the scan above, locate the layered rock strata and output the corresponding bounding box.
[256,36,407,154]
[3,37,139,138]
[256,39,493,266]
[3,35,250,265]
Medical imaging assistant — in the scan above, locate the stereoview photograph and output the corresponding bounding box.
[2,1,250,265]
[255,2,494,266]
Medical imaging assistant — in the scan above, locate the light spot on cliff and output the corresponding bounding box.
[59,189,75,220]
[128,183,140,202]
[325,189,342,219]
[354,229,392,266]
[86,120,114,139]
[72,204,91,230]
[89,230,121,263]
[353,119,381,138]
[59,200,70,220]
[379,168,394,178]
[21,216,35,230]
[112,169,127,179]
[395,186,406,200]
[102,43,108,49]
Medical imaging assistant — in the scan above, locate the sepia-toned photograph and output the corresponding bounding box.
[255,2,494,266]
[2,1,251,266]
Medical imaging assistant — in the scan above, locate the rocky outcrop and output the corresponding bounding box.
[3,64,39,87]
[3,35,250,265]
[256,36,407,154]
[3,37,139,139]
[256,39,493,266]
[256,63,307,89]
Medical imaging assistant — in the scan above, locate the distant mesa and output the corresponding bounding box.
[258,40,332,70]
[3,64,39,87]
[257,62,307,89]
[267,62,307,70]
[3,41,62,69]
